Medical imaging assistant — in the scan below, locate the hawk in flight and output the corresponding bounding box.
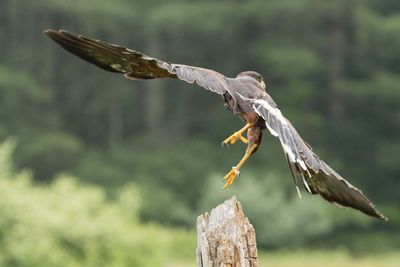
[45,29,387,220]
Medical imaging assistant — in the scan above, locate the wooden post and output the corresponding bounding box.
[196,196,259,267]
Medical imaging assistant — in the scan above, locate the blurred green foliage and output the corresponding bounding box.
[0,139,195,267]
[0,0,399,253]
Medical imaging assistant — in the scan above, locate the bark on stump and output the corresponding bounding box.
[196,196,259,267]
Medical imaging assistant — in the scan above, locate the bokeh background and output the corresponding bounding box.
[0,0,399,266]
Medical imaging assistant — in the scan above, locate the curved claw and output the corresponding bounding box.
[221,167,240,189]
[222,132,248,146]
[221,141,230,148]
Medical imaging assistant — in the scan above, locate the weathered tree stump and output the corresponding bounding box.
[196,196,259,267]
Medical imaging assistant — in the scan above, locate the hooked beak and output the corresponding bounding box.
[260,80,266,90]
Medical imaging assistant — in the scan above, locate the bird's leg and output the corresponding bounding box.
[222,123,254,146]
[221,143,258,189]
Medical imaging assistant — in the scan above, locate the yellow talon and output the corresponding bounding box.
[222,167,240,189]
[222,132,248,145]
[222,123,253,146]
[220,143,258,189]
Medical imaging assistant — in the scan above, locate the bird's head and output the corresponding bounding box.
[236,71,266,91]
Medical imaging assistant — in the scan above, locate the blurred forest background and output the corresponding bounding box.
[0,0,399,266]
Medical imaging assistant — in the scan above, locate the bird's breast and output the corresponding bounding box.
[242,111,265,128]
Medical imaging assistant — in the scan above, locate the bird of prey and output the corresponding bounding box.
[44,29,387,220]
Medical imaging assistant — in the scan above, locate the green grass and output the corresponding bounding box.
[260,250,400,267]
[170,250,400,267]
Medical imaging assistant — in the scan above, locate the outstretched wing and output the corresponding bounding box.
[241,93,387,220]
[44,29,229,95]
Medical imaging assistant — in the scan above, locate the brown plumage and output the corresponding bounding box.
[44,29,387,220]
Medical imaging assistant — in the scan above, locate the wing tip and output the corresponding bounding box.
[365,198,388,221]
[380,214,389,221]
[43,29,67,42]
[43,29,76,41]
[43,29,58,37]
[371,208,388,221]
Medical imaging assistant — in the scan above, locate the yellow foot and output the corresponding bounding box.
[221,167,240,189]
[222,132,248,146]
